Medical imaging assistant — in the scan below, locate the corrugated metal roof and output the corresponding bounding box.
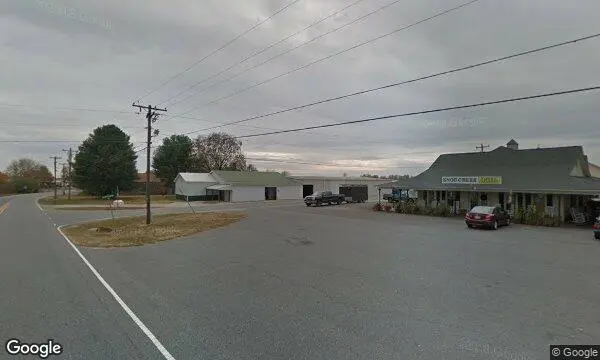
[177,173,218,183]
[211,171,300,186]
[392,145,600,193]
[291,176,390,182]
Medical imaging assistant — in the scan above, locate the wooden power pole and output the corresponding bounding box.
[50,156,61,203]
[132,103,167,225]
[62,148,73,200]
[476,143,490,153]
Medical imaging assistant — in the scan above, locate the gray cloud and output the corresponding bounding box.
[1,0,599,176]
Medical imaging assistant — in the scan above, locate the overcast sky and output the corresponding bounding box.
[2,0,600,176]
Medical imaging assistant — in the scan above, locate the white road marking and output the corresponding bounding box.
[56,226,176,360]
[35,200,175,360]
[35,198,44,212]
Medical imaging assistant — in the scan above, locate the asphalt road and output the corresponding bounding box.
[0,194,168,360]
[2,195,600,359]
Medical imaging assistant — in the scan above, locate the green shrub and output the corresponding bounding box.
[436,204,451,217]
[458,208,468,217]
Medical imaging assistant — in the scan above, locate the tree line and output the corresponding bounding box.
[0,158,54,194]
[71,125,256,196]
[2,123,401,197]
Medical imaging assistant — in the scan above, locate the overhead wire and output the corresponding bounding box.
[245,157,429,168]
[172,31,600,135]
[171,0,482,119]
[234,86,600,138]
[160,0,396,108]
[133,0,302,103]
[0,102,131,114]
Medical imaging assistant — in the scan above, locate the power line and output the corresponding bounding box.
[167,0,407,112]
[174,31,600,135]
[234,86,600,138]
[0,122,147,130]
[133,0,302,103]
[161,0,392,108]
[172,0,482,118]
[246,157,428,168]
[0,140,146,144]
[0,102,131,114]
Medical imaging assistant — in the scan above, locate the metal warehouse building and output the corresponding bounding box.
[175,171,302,202]
[290,176,393,203]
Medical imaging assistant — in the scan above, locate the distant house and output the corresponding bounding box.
[175,171,302,202]
[126,173,170,195]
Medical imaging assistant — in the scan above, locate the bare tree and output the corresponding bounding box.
[193,132,247,171]
[6,158,41,177]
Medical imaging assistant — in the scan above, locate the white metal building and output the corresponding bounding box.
[175,171,302,202]
[291,176,395,202]
[174,173,219,200]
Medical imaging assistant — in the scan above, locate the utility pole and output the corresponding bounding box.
[476,143,489,153]
[50,156,61,203]
[59,162,68,195]
[62,148,73,200]
[132,103,167,225]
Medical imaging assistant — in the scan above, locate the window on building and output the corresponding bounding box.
[423,191,428,203]
[441,191,446,201]
[546,194,553,207]
[525,194,531,206]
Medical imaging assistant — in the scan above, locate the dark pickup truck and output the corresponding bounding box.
[304,191,345,206]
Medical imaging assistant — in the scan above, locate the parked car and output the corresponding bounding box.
[304,191,345,206]
[465,205,510,230]
[593,217,600,239]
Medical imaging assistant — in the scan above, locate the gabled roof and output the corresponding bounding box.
[392,145,600,194]
[291,176,390,182]
[177,173,218,183]
[507,139,518,145]
[211,171,300,186]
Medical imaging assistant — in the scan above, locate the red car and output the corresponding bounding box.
[465,205,510,230]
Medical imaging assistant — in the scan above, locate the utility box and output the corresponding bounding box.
[339,184,368,203]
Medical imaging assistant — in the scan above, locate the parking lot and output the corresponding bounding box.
[46,200,600,359]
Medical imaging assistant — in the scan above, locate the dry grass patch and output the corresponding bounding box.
[55,206,149,211]
[62,212,246,248]
[39,195,176,205]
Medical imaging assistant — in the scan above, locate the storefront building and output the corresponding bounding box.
[388,140,600,222]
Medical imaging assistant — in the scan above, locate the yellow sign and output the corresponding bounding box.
[441,176,502,185]
[478,176,502,185]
